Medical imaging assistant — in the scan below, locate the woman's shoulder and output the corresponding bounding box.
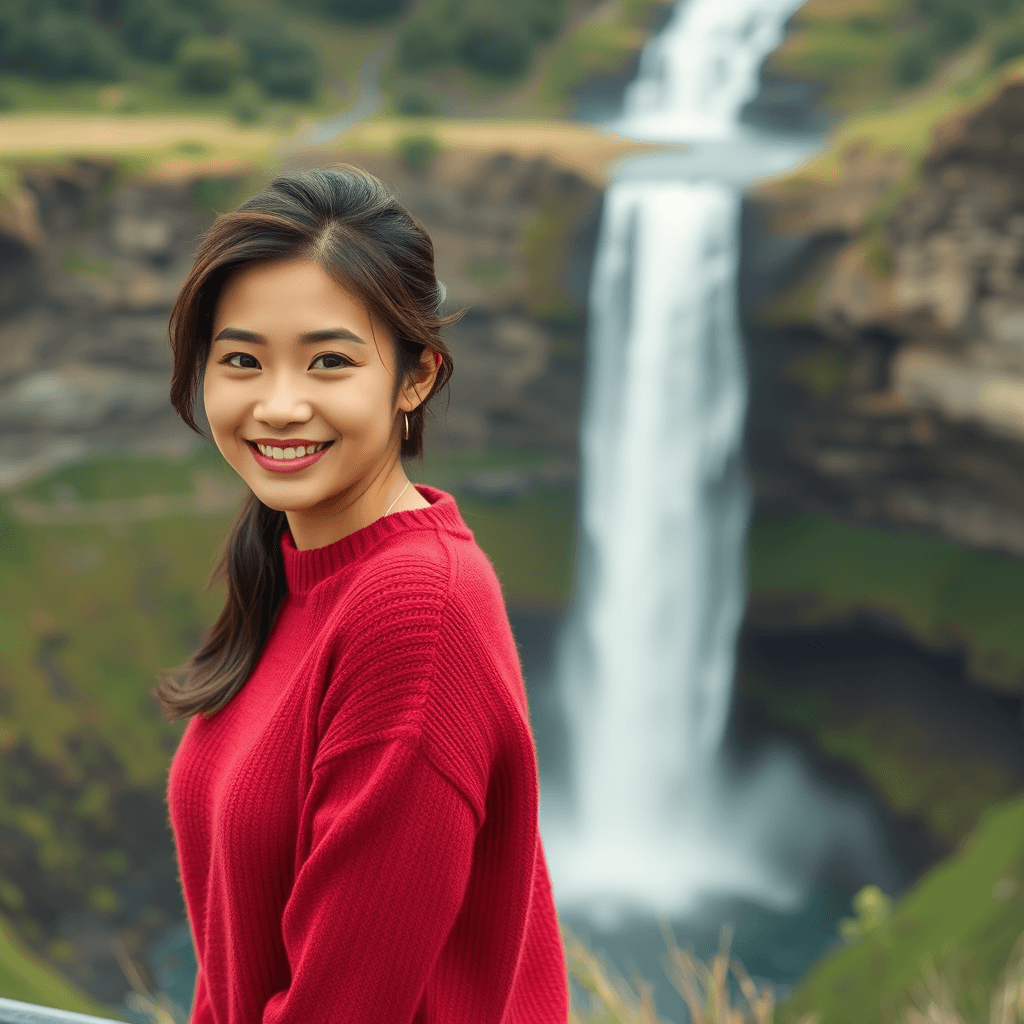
[316,513,532,796]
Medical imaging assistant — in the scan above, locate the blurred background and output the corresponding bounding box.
[3,0,1024,1020]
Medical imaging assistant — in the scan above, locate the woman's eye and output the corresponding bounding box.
[223,352,260,370]
[310,353,352,370]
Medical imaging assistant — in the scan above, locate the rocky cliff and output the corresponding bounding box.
[0,149,601,494]
[745,80,1024,562]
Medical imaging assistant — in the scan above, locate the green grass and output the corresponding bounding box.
[0,451,239,787]
[782,791,1024,1024]
[0,910,114,1016]
[747,512,1024,691]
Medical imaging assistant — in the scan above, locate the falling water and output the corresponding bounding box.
[541,0,887,930]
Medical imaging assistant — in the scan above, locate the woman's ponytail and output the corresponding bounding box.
[156,493,287,720]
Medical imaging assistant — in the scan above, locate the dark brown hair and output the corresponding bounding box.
[155,165,457,721]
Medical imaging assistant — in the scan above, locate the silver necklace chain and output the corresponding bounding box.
[383,479,410,517]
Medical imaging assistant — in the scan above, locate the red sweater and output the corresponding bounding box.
[167,485,569,1024]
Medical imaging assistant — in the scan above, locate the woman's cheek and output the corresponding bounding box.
[204,376,243,463]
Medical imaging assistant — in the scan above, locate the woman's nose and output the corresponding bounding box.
[253,373,313,426]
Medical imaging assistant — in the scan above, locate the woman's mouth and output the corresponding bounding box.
[246,440,334,472]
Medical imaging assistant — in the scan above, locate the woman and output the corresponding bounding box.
[158,166,569,1023]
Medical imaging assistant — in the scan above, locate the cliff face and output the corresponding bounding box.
[746,82,1024,560]
[0,151,600,493]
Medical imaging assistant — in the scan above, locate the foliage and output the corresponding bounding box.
[394,0,567,84]
[298,0,408,21]
[122,1,200,62]
[838,885,894,944]
[396,133,441,171]
[0,0,322,112]
[992,28,1024,67]
[781,793,1024,1024]
[544,19,647,108]
[0,911,113,1017]
[457,17,534,80]
[237,19,321,101]
[176,34,244,94]
[566,904,1024,1024]
[771,0,1024,113]
[393,82,441,116]
[0,8,123,84]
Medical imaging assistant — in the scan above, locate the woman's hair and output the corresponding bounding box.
[155,165,457,721]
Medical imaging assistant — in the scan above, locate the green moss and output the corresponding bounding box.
[781,792,1024,1024]
[785,346,851,399]
[61,248,113,278]
[0,911,113,1017]
[544,21,645,107]
[520,193,591,322]
[464,258,510,291]
[748,512,1024,691]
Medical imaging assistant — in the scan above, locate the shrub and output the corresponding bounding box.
[922,0,982,51]
[0,13,122,82]
[396,20,452,72]
[456,18,534,80]
[395,84,440,116]
[893,38,935,87]
[122,1,199,62]
[239,21,321,100]
[176,34,243,94]
[993,29,1024,67]
[231,80,264,123]
[396,133,440,171]
[517,0,568,41]
[317,0,407,21]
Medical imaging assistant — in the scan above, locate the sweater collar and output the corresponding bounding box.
[281,485,467,595]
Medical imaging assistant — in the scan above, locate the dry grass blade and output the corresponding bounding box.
[655,916,776,1024]
[111,935,184,1024]
[562,922,672,1024]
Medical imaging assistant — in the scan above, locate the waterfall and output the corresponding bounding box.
[540,0,858,928]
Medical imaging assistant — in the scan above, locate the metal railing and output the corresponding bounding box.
[0,998,116,1024]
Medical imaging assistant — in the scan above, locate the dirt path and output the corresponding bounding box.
[0,113,283,158]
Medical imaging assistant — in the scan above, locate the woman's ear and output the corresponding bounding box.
[400,348,440,412]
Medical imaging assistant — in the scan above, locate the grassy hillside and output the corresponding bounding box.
[782,790,1024,1024]
[0,912,113,1016]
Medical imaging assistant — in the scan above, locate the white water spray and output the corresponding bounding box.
[541,0,886,928]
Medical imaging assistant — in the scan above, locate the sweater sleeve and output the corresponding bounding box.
[261,736,477,1024]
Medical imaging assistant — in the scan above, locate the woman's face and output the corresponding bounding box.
[204,258,423,528]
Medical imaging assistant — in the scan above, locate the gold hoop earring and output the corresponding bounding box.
[403,412,409,441]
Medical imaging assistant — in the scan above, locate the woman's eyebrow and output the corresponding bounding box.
[212,327,366,345]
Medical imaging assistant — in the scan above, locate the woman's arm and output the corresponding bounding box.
[261,735,477,1024]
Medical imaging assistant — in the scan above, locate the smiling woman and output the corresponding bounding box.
[153,166,570,1024]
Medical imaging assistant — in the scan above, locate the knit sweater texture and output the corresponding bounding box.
[167,485,569,1024]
